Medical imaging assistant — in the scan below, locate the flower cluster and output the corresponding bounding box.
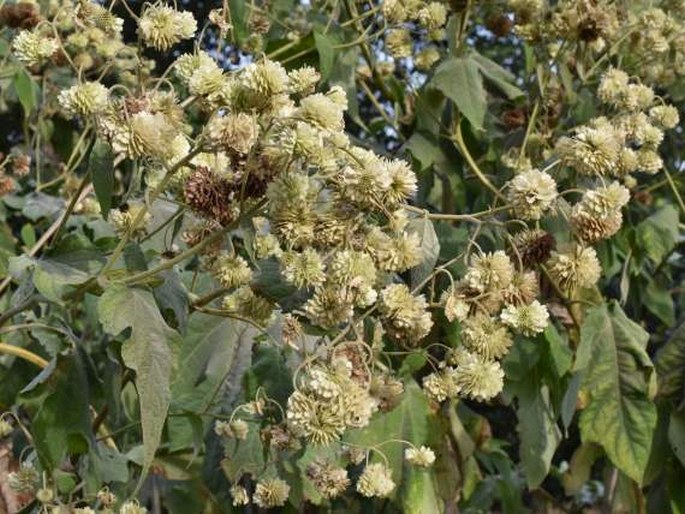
[286,357,378,445]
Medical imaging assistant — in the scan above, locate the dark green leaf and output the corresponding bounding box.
[655,321,685,400]
[19,353,92,469]
[575,301,657,483]
[89,140,115,219]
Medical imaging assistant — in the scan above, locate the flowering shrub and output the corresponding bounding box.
[0,0,683,512]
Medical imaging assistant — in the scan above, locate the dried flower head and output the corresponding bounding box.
[379,283,433,345]
[253,477,290,508]
[547,245,602,292]
[307,459,351,499]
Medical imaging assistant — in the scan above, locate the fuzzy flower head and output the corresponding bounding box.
[405,445,436,467]
[465,251,514,293]
[230,485,250,506]
[379,283,433,345]
[597,68,630,107]
[289,65,321,96]
[453,351,505,402]
[13,30,58,66]
[461,313,514,360]
[417,2,448,30]
[501,300,549,336]
[282,248,325,288]
[59,82,109,118]
[356,463,396,498]
[649,104,680,129]
[422,367,459,403]
[253,477,290,508]
[119,501,148,514]
[507,168,558,220]
[555,124,621,176]
[386,28,412,58]
[415,46,441,71]
[234,59,290,111]
[547,245,602,292]
[139,4,197,51]
[298,92,345,132]
[571,182,630,243]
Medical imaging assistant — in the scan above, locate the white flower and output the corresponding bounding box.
[58,82,109,117]
[356,463,396,498]
[139,4,197,51]
[501,300,549,336]
[13,30,58,66]
[405,446,436,467]
[507,169,558,220]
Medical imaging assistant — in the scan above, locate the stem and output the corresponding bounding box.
[100,146,203,277]
[663,169,685,217]
[121,200,266,285]
[0,343,48,368]
[452,121,506,202]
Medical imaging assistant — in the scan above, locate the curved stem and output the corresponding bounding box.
[0,343,49,368]
[453,122,506,202]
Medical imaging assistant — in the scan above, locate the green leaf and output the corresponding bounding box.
[643,279,675,326]
[542,324,573,378]
[669,409,685,469]
[405,132,441,171]
[636,205,679,265]
[168,313,255,450]
[89,140,115,219]
[344,381,444,512]
[221,419,266,482]
[562,443,603,495]
[19,352,92,469]
[575,301,657,483]
[408,216,440,289]
[98,285,179,480]
[516,383,561,488]
[655,321,685,400]
[432,56,487,130]
[13,69,38,116]
[314,30,335,81]
[32,249,103,302]
[471,52,525,99]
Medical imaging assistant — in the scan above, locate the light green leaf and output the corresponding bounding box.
[575,301,657,483]
[314,30,335,81]
[655,322,685,400]
[636,205,679,264]
[98,285,179,480]
[89,139,115,219]
[14,69,38,116]
[405,132,441,171]
[432,56,487,130]
[471,52,525,99]
[403,468,443,514]
[408,216,440,289]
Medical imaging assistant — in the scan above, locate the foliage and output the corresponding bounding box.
[0,0,683,513]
